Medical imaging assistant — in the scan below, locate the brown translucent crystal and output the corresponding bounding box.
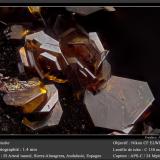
[59,27,111,93]
[23,31,67,81]
[60,28,101,73]
[22,84,63,130]
[3,85,47,114]
[21,25,111,93]
[2,74,63,130]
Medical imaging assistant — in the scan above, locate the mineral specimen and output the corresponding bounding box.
[2,78,63,130]
[84,76,154,133]
[22,85,63,130]
[17,21,154,132]
[0,10,154,133]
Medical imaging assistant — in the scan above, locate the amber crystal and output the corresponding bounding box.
[22,31,68,80]
[59,27,111,93]
[22,84,63,130]
[3,85,47,114]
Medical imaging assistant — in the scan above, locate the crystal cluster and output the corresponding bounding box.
[1,76,62,130]
[0,10,155,133]
[18,24,154,133]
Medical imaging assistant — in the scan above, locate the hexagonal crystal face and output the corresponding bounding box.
[85,76,154,132]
